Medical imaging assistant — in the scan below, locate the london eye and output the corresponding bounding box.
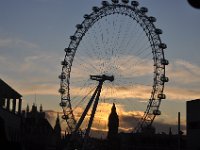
[59,0,169,137]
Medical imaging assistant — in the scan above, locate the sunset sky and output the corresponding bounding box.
[0,0,200,136]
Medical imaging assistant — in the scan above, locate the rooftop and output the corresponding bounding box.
[0,79,22,99]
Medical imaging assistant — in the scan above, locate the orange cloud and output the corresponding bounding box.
[168,59,200,84]
[165,86,200,101]
[68,102,144,134]
[12,82,59,96]
[45,101,186,137]
[45,102,142,134]
[69,84,151,101]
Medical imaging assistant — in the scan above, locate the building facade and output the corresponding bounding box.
[0,79,62,150]
[0,78,22,146]
[187,99,200,150]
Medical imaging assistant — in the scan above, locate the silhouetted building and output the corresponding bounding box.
[0,79,22,149]
[107,103,120,150]
[0,116,7,146]
[21,104,61,150]
[119,132,186,150]
[107,103,119,140]
[187,99,200,150]
[54,113,62,150]
[0,78,62,150]
[0,79,22,114]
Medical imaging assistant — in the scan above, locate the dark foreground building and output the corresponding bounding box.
[0,79,61,150]
[0,78,23,149]
[119,132,186,150]
[187,99,200,150]
[21,104,61,150]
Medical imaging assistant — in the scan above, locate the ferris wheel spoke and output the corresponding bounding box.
[116,18,132,53]
[127,30,148,55]
[110,15,121,57]
[123,22,140,54]
[70,80,93,100]
[111,15,126,58]
[79,36,98,65]
[133,42,151,57]
[74,55,99,73]
[134,52,152,66]
[106,17,117,57]
[72,86,97,112]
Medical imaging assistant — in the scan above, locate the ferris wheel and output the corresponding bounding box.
[59,0,168,135]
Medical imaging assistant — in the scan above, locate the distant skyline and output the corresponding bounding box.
[1,0,200,135]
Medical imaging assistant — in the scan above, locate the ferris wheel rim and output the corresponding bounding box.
[59,1,168,133]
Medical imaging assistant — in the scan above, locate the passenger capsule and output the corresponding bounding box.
[161,59,169,65]
[131,1,139,7]
[84,14,91,19]
[102,1,109,7]
[159,43,167,49]
[70,36,77,41]
[92,6,100,12]
[59,72,66,80]
[158,93,166,99]
[62,115,68,120]
[155,28,163,34]
[149,16,156,22]
[160,75,169,82]
[112,0,119,3]
[64,47,71,53]
[60,101,67,107]
[153,110,161,115]
[76,24,83,29]
[122,0,129,4]
[140,7,148,13]
[59,88,65,94]
[61,60,68,66]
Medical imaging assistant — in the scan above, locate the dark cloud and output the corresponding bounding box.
[119,114,186,135]
[119,114,139,131]
[44,109,186,139]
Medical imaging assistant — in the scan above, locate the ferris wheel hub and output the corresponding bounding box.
[90,74,114,82]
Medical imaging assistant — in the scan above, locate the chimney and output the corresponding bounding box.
[178,112,180,135]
